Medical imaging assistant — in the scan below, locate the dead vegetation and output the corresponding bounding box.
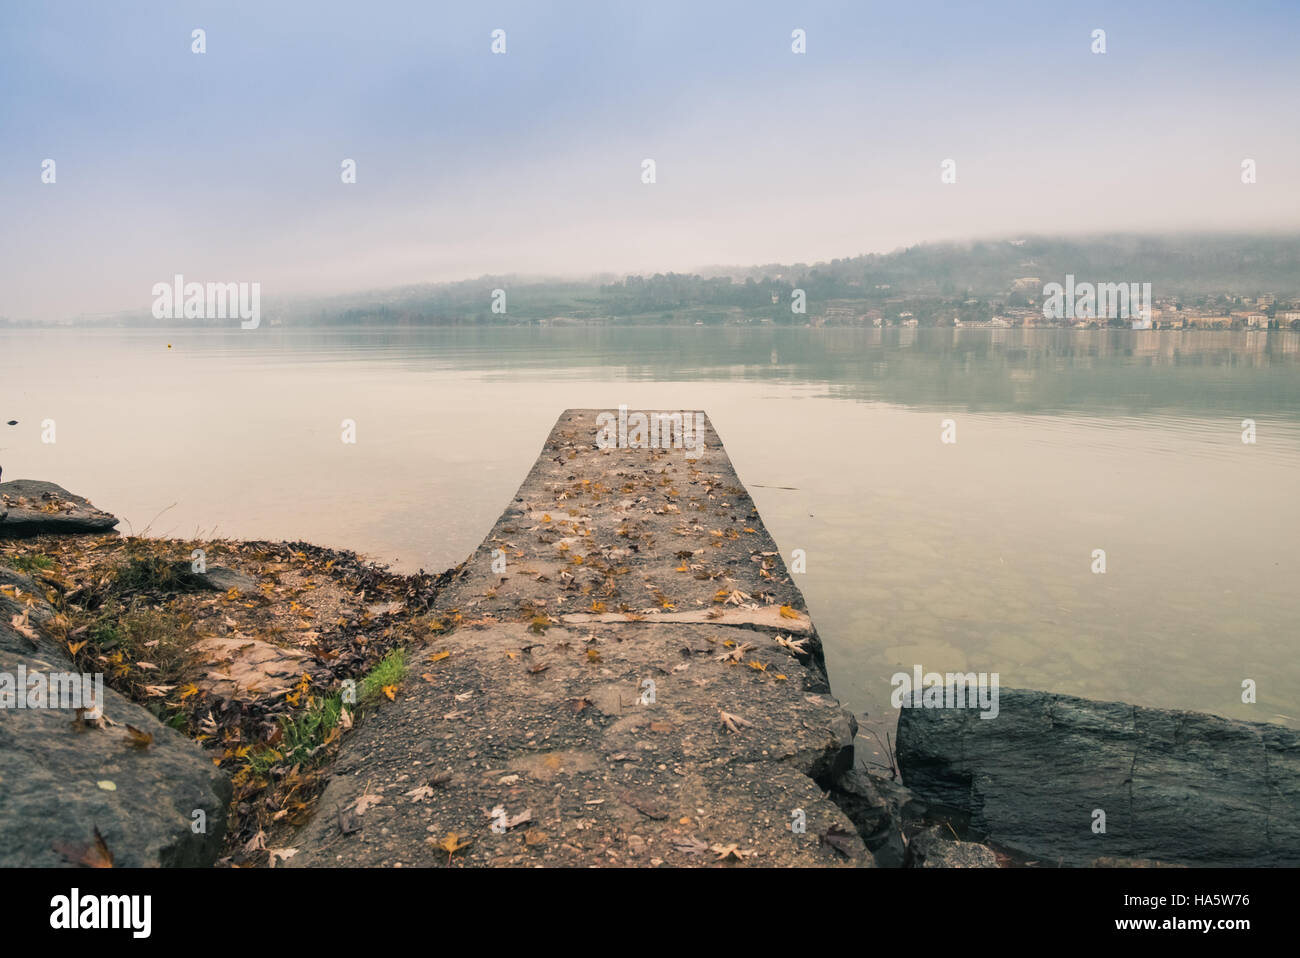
[0,532,460,865]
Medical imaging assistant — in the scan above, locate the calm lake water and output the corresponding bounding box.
[3,326,1298,732]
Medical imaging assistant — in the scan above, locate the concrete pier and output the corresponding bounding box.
[292,409,869,866]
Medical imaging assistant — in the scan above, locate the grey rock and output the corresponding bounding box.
[815,708,858,784]
[0,480,119,537]
[0,568,231,867]
[906,824,999,868]
[832,766,920,867]
[897,687,1300,867]
[197,566,259,594]
[1091,856,1186,868]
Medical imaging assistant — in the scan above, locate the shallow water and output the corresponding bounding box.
[3,325,1297,730]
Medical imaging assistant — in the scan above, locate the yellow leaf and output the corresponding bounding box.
[778,604,799,619]
[437,832,473,857]
[178,683,199,700]
[382,685,397,701]
[429,650,451,663]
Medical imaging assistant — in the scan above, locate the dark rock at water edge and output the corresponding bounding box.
[905,824,999,868]
[0,567,231,866]
[0,479,119,537]
[896,687,1300,867]
[830,767,921,868]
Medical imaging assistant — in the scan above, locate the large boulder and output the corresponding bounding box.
[0,480,119,537]
[897,687,1300,867]
[0,568,230,867]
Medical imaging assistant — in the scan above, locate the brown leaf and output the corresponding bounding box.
[710,842,756,862]
[123,725,154,750]
[54,826,113,868]
[673,834,709,856]
[719,710,754,733]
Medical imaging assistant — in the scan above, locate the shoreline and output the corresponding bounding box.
[3,410,1295,867]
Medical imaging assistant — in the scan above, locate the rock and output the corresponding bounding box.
[0,566,231,867]
[197,566,259,595]
[0,480,119,537]
[195,635,313,700]
[896,687,1300,867]
[815,709,858,784]
[1091,856,1186,868]
[906,824,999,868]
[831,767,920,867]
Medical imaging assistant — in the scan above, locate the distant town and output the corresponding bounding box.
[803,289,1299,331]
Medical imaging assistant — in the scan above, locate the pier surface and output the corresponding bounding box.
[292,409,868,866]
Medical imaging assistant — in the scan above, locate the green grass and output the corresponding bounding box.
[247,648,407,774]
[359,648,407,705]
[9,553,54,573]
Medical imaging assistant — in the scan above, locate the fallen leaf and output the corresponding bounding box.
[53,826,113,868]
[267,847,298,868]
[353,793,382,816]
[711,842,756,862]
[123,725,153,750]
[435,832,473,859]
[719,710,754,733]
[674,834,709,856]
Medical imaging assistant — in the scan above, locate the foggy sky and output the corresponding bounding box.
[2,0,1299,321]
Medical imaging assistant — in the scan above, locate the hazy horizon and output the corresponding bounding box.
[4,0,1300,321]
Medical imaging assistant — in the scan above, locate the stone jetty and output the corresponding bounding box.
[290,409,872,866]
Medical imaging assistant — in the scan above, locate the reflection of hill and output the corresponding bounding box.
[352,326,1300,420]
